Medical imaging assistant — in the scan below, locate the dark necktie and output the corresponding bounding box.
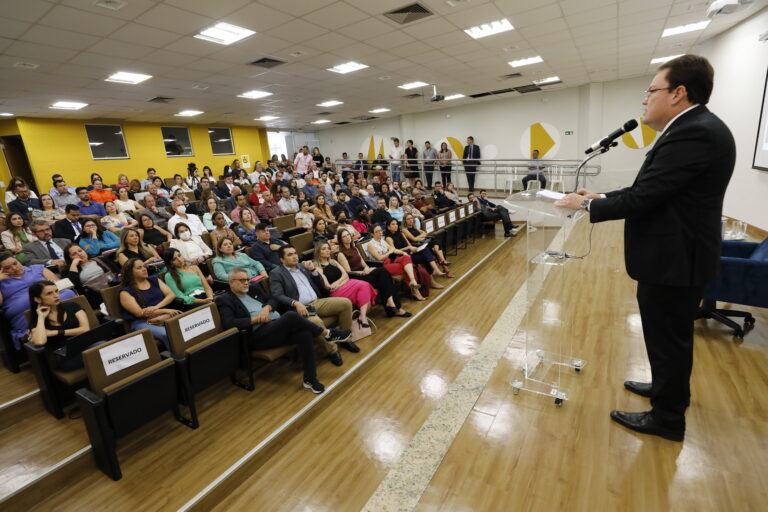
[46,241,58,260]
[72,222,81,234]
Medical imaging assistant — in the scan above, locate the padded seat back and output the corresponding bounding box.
[82,329,162,396]
[163,303,224,357]
[290,231,314,255]
[273,214,295,232]
[100,285,124,320]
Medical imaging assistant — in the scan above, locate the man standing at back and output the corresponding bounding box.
[556,55,735,441]
[462,136,481,192]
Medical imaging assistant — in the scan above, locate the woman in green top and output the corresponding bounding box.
[162,248,214,309]
[211,238,267,281]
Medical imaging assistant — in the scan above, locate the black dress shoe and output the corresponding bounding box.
[624,380,652,398]
[339,341,360,353]
[328,351,343,366]
[609,410,684,441]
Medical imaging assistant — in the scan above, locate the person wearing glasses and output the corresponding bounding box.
[556,55,736,442]
[22,220,70,267]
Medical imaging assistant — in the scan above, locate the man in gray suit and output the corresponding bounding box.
[23,220,70,267]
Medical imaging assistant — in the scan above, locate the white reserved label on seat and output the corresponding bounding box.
[459,208,466,218]
[437,216,446,228]
[425,221,434,233]
[179,307,216,343]
[100,334,149,377]
[449,211,456,222]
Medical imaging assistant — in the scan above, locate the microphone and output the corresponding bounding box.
[584,119,638,154]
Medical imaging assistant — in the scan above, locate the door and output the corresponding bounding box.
[0,135,38,195]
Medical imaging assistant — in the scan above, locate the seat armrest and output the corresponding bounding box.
[75,386,104,406]
[721,241,758,259]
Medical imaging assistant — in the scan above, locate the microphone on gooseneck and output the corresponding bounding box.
[584,119,639,154]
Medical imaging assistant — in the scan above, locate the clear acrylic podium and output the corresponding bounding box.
[503,189,586,406]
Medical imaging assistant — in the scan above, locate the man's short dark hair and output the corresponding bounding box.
[76,186,88,194]
[479,189,487,194]
[65,204,80,213]
[236,193,246,201]
[255,223,268,231]
[467,136,474,141]
[278,245,295,259]
[51,174,62,183]
[393,137,399,143]
[658,54,714,105]
[14,183,28,191]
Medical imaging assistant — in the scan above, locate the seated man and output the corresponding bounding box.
[53,204,83,241]
[256,191,282,223]
[432,182,458,210]
[216,267,348,394]
[224,186,241,211]
[75,186,107,220]
[468,190,518,237]
[370,197,392,226]
[249,223,287,272]
[229,193,256,223]
[277,187,299,215]
[269,246,355,363]
[167,199,206,236]
[8,184,41,221]
[23,220,69,267]
[138,194,172,229]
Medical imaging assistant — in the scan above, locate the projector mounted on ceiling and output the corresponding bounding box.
[706,0,753,18]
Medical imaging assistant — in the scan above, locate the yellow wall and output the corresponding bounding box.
[0,119,21,211]
[15,118,270,189]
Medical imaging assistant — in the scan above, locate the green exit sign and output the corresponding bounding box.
[564,130,574,135]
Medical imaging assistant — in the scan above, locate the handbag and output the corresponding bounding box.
[350,310,377,342]
[83,258,119,293]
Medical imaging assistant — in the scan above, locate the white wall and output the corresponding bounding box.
[701,7,768,231]
[318,75,656,193]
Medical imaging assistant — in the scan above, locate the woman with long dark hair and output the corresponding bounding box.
[162,248,214,309]
[1,213,37,264]
[78,218,120,257]
[385,218,445,289]
[63,243,114,308]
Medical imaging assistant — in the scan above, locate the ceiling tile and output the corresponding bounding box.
[339,17,395,40]
[331,41,380,59]
[110,23,183,48]
[223,2,294,33]
[89,38,157,60]
[308,32,357,52]
[265,18,328,44]
[423,31,472,49]
[0,0,55,23]
[444,3,505,29]
[134,4,213,34]
[303,3,370,31]
[143,49,201,67]
[366,31,417,50]
[59,0,157,20]
[5,40,79,63]
[259,0,337,16]
[401,17,457,39]
[21,25,101,51]
[163,37,224,58]
[0,17,31,39]
[37,5,126,37]
[164,0,251,18]
[559,0,617,17]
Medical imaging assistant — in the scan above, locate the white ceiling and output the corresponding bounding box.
[0,0,764,130]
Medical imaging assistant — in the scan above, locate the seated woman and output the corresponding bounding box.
[313,241,377,327]
[88,180,116,203]
[212,238,267,282]
[402,213,453,277]
[445,182,462,204]
[202,197,233,231]
[363,224,425,301]
[310,194,334,222]
[63,243,115,308]
[114,173,130,191]
[162,248,214,310]
[116,227,163,267]
[233,169,250,189]
[101,200,138,234]
[237,209,259,246]
[127,179,143,200]
[385,219,445,289]
[335,229,410,317]
[152,176,171,198]
[170,174,192,194]
[254,175,270,194]
[210,211,242,250]
[31,194,66,225]
[169,222,212,266]
[1,213,37,264]
[114,186,142,215]
[400,194,424,229]
[137,213,172,250]
[119,258,181,349]
[334,211,361,241]
[28,280,96,371]
[311,217,337,248]
[352,207,371,235]
[295,200,315,229]
[387,195,405,223]
[78,219,120,257]
[0,254,76,349]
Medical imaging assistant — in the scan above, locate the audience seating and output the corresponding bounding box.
[205,259,230,292]
[164,304,242,428]
[289,231,315,260]
[272,214,304,240]
[76,329,185,480]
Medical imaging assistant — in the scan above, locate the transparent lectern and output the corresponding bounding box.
[503,189,586,406]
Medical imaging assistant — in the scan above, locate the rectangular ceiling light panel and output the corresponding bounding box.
[464,18,514,39]
[195,22,255,45]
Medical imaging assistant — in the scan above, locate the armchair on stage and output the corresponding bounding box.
[503,189,587,406]
[697,239,768,338]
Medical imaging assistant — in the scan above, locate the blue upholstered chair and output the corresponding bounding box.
[697,239,768,338]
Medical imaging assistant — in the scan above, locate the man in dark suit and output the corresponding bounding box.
[53,205,83,241]
[23,220,70,266]
[269,246,355,362]
[556,55,735,441]
[462,136,481,192]
[216,176,236,198]
[216,267,344,394]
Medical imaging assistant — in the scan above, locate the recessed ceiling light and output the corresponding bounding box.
[317,100,343,107]
[369,108,391,113]
[105,71,152,84]
[215,138,231,142]
[13,61,39,70]
[256,115,279,121]
[88,142,103,146]
[194,22,255,46]
[175,110,204,117]
[532,76,560,85]
[378,75,392,80]
[50,101,88,110]
[327,61,369,74]
[444,94,465,100]
[650,54,683,64]
[464,18,514,39]
[509,56,543,67]
[312,120,331,124]
[192,84,209,90]
[237,90,273,99]
[662,20,710,38]
[398,81,428,90]
[289,50,308,58]
[0,113,13,117]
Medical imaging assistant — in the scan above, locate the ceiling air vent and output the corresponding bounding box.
[469,87,516,98]
[402,93,422,99]
[500,72,522,79]
[353,115,378,121]
[250,57,285,68]
[514,84,542,94]
[383,3,434,25]
[469,91,491,98]
[148,96,174,103]
[489,87,515,95]
[94,0,127,11]
[335,121,352,125]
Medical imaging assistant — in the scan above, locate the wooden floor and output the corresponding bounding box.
[4,219,767,512]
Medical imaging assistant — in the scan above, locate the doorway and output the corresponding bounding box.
[0,135,37,195]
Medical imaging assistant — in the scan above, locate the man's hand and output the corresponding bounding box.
[294,301,309,317]
[302,260,316,272]
[51,259,65,267]
[253,308,272,324]
[554,193,587,211]
[577,188,601,199]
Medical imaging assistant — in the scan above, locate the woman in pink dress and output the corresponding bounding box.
[313,241,376,327]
